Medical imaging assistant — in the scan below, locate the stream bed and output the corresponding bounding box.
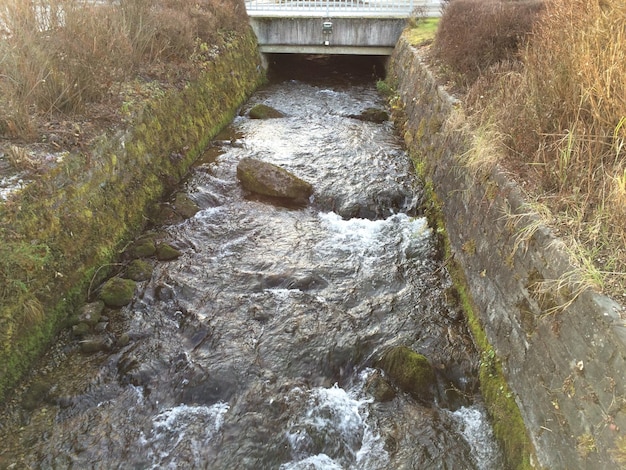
[0,55,502,469]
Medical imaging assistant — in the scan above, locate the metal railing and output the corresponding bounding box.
[244,0,418,15]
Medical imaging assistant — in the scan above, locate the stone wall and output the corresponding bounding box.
[389,36,626,469]
[0,29,265,403]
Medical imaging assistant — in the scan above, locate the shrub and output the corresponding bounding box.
[438,0,626,294]
[432,0,543,89]
[506,0,626,284]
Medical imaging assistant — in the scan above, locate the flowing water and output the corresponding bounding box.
[0,55,502,469]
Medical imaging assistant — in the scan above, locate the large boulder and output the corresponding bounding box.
[377,346,436,402]
[236,157,313,204]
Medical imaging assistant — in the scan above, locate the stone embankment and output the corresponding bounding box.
[0,30,265,402]
[390,36,626,469]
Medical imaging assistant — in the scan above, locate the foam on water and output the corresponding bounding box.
[142,402,229,469]
[450,404,503,469]
[317,211,430,267]
[281,454,344,470]
[281,381,388,470]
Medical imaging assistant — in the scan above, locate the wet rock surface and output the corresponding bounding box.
[236,157,313,204]
[348,107,389,123]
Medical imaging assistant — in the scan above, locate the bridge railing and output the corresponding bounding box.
[244,0,417,15]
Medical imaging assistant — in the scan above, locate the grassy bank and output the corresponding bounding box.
[431,0,626,302]
[0,0,264,402]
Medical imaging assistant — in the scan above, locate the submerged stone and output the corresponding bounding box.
[236,157,313,203]
[248,103,285,119]
[173,192,200,219]
[377,346,436,402]
[117,333,131,347]
[349,107,389,123]
[100,277,136,307]
[365,372,397,402]
[154,193,200,225]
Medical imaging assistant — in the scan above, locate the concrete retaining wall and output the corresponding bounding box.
[389,36,626,469]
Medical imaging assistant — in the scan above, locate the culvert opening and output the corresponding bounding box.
[265,54,388,84]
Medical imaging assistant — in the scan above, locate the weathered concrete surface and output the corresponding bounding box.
[249,16,406,54]
[390,36,626,469]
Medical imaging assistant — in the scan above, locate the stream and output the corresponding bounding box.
[0,55,503,469]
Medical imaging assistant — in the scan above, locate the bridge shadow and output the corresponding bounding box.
[266,54,387,85]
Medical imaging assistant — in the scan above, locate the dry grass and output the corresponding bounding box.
[0,0,248,140]
[432,0,626,300]
[432,0,543,89]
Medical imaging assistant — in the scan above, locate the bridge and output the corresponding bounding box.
[245,0,441,56]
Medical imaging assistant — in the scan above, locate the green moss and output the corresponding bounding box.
[126,237,157,259]
[358,108,389,123]
[156,243,181,261]
[376,79,395,97]
[72,322,91,338]
[100,277,136,307]
[377,346,436,401]
[172,193,200,219]
[433,211,534,470]
[249,103,284,119]
[126,259,154,281]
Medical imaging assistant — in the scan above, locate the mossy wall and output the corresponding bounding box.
[389,35,626,469]
[0,29,265,402]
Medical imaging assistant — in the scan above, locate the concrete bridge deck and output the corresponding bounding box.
[245,0,441,17]
[245,0,441,55]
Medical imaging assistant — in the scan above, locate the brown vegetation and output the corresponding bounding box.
[0,0,249,140]
[432,0,626,299]
[432,0,543,88]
